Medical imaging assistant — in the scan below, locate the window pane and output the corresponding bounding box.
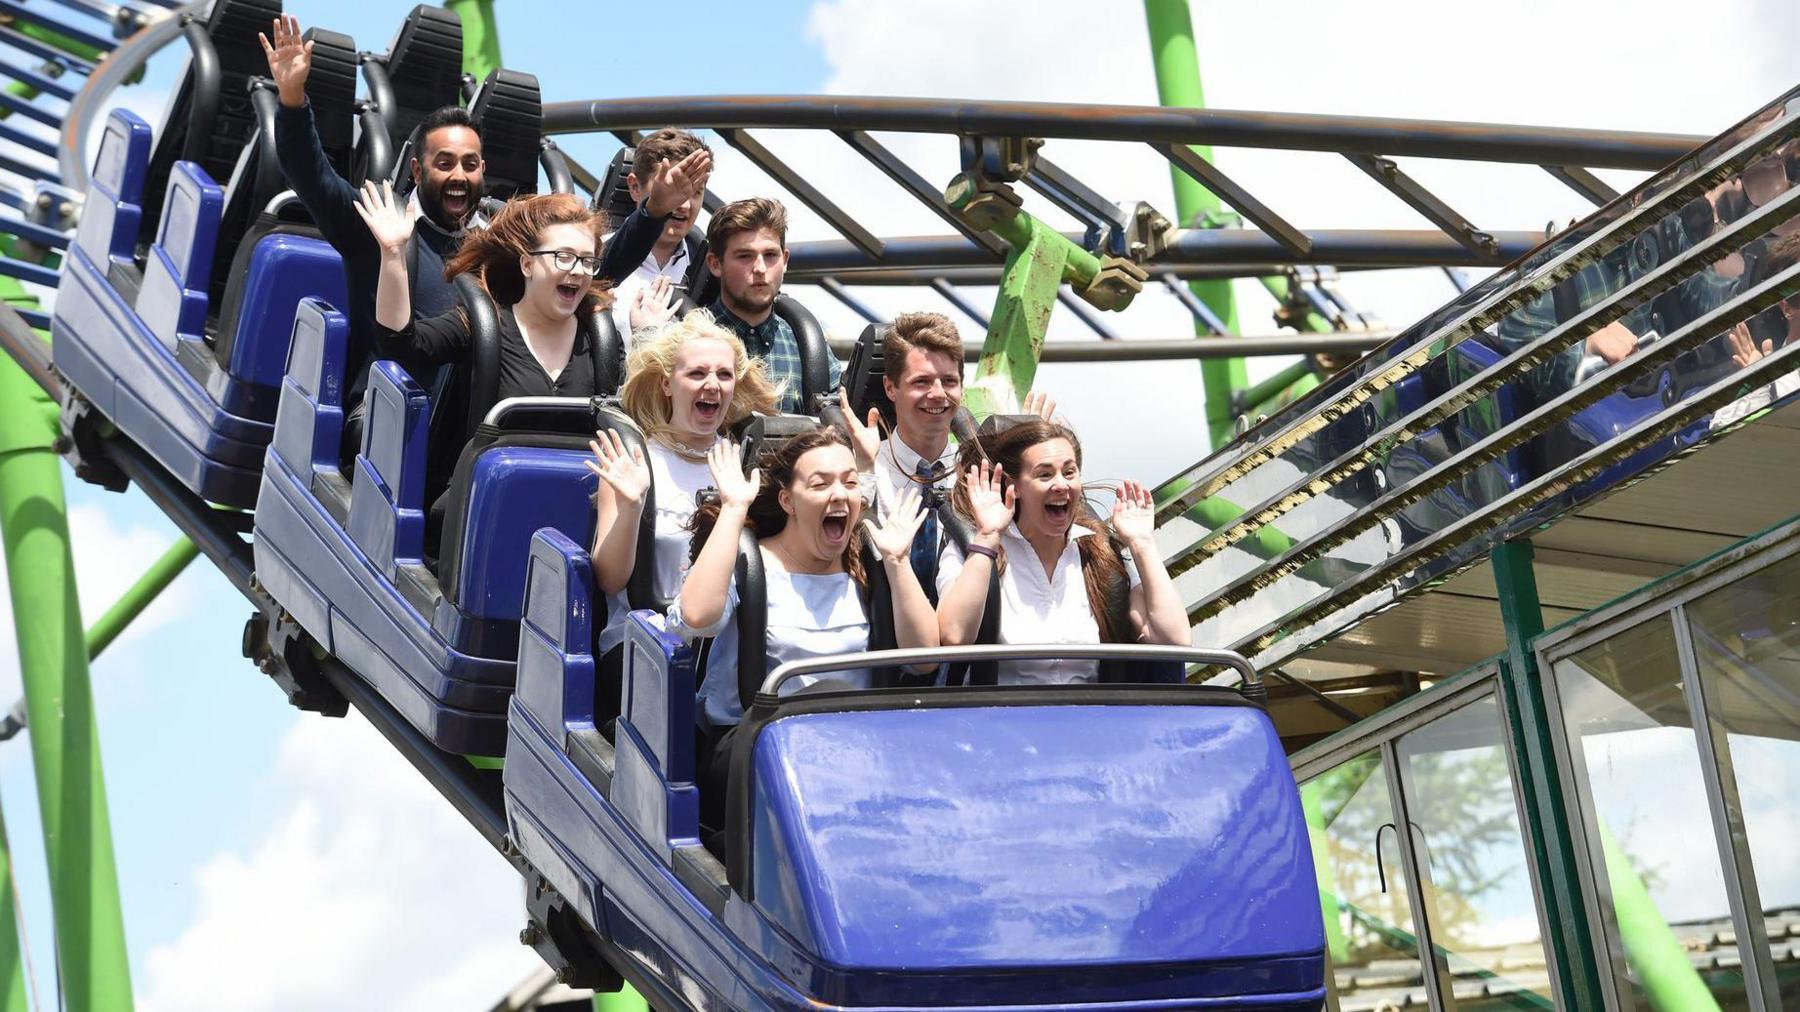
[1396,695,1554,1009]
[1688,550,1800,1007]
[1554,617,1749,1009]
[1302,753,1425,1011]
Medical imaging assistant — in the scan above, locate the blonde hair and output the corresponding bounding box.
[620,313,781,442]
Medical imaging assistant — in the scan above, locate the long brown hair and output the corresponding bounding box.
[688,427,868,591]
[443,193,613,311]
[948,418,1131,641]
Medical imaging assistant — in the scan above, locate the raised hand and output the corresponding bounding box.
[628,275,680,333]
[642,149,712,218]
[964,460,1014,538]
[352,179,414,255]
[258,14,313,109]
[837,387,882,472]
[1727,322,1773,369]
[1111,479,1156,550]
[708,439,761,510]
[585,429,650,508]
[865,487,927,562]
[1023,389,1059,423]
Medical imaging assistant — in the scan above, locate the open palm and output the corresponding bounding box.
[865,488,926,561]
[643,149,712,217]
[352,179,414,254]
[258,14,312,103]
[1112,479,1156,547]
[708,440,761,510]
[965,461,1014,537]
[586,429,650,507]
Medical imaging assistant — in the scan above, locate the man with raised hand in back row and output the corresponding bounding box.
[259,13,710,381]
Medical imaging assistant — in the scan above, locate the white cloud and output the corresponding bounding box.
[0,499,197,707]
[136,713,540,1012]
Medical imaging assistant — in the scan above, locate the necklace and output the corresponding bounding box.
[655,432,716,461]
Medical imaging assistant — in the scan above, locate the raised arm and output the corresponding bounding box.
[352,180,416,332]
[862,488,938,670]
[678,441,760,632]
[1114,480,1190,646]
[599,148,712,284]
[935,461,1012,646]
[588,430,651,596]
[263,15,362,249]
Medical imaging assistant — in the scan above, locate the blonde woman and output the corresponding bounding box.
[586,314,781,654]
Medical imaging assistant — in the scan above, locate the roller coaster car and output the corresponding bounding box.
[253,290,629,753]
[504,530,1326,1010]
[54,110,350,507]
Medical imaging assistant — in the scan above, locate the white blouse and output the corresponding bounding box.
[599,442,715,654]
[936,522,1140,685]
[668,550,872,728]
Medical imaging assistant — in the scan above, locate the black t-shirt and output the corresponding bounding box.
[374,303,598,402]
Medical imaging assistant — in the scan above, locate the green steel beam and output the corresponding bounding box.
[1599,822,1721,1011]
[0,354,134,1012]
[1490,540,1605,1012]
[85,537,197,660]
[443,0,502,83]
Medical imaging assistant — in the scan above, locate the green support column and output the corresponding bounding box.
[0,355,134,1012]
[1490,540,1605,1012]
[1144,0,1243,450]
[0,801,31,1012]
[443,0,502,83]
[943,177,1122,418]
[967,215,1072,418]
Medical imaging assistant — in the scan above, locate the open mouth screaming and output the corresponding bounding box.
[692,392,722,427]
[821,506,850,543]
[1042,499,1073,525]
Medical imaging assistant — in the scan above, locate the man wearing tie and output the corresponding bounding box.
[840,313,967,601]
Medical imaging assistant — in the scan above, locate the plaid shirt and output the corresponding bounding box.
[707,300,840,414]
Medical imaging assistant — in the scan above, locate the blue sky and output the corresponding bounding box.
[3,0,1799,1008]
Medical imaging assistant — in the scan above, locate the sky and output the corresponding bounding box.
[2,0,1799,1008]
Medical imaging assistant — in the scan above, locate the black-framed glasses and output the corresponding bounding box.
[530,249,602,275]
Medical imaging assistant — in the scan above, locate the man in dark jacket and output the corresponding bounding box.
[258,14,708,381]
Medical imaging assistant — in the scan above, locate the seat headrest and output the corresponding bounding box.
[466,69,543,201]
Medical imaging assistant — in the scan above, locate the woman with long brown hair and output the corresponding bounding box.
[671,427,938,731]
[355,182,615,401]
[935,418,1189,684]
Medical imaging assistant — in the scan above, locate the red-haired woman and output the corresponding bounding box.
[356,181,614,401]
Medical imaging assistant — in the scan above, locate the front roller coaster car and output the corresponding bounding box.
[505,528,1327,1011]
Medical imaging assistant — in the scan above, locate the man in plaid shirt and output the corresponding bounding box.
[703,197,839,414]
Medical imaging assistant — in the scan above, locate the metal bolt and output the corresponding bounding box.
[556,965,576,985]
[519,924,541,946]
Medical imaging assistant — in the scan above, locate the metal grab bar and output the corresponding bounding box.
[758,643,1258,703]
[481,396,595,429]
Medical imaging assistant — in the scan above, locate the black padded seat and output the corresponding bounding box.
[143,0,284,248]
[464,70,543,201]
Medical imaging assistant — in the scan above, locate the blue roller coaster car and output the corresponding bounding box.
[52,109,347,508]
[505,529,1327,1011]
[252,293,626,754]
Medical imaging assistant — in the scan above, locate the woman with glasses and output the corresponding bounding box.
[355,182,614,401]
